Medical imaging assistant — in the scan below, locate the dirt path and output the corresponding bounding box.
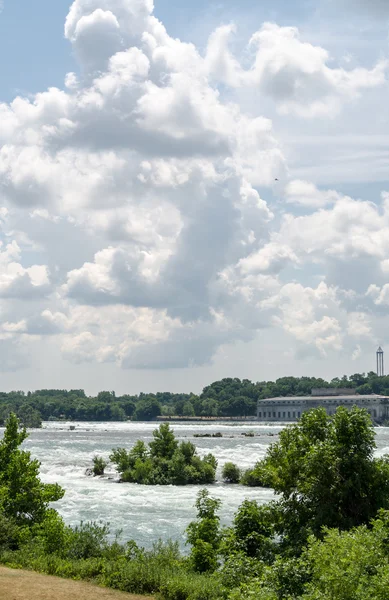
[0,566,154,600]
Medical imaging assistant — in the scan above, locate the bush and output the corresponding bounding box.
[226,501,276,561]
[66,521,110,560]
[240,463,269,487]
[110,425,217,485]
[0,514,21,551]
[101,558,167,595]
[92,456,107,476]
[219,553,264,589]
[222,463,241,484]
[228,579,277,600]
[158,573,228,600]
[187,491,221,573]
[32,510,69,556]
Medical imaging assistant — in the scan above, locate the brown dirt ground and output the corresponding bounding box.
[0,566,154,600]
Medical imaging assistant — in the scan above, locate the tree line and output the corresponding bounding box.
[1,371,389,427]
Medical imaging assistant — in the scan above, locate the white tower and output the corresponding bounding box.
[377,347,384,377]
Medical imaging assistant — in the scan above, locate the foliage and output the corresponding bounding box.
[186,490,222,572]
[158,573,228,600]
[66,521,111,560]
[5,404,389,600]
[257,406,389,552]
[222,501,276,562]
[222,463,240,484]
[300,511,389,600]
[219,552,264,589]
[92,456,107,476]
[110,425,217,485]
[150,423,179,459]
[240,461,269,487]
[1,371,389,422]
[0,514,21,551]
[0,413,64,526]
[133,397,162,421]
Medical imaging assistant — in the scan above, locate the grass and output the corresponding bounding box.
[0,566,153,600]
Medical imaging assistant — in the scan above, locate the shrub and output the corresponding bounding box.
[92,456,107,476]
[240,463,269,487]
[219,553,264,589]
[228,501,276,561]
[222,463,241,484]
[158,573,228,600]
[101,558,167,595]
[66,521,110,560]
[187,490,221,573]
[0,514,21,551]
[32,509,69,556]
[111,425,217,485]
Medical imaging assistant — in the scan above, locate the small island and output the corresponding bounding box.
[109,423,217,485]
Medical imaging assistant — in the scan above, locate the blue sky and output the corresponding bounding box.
[0,0,388,393]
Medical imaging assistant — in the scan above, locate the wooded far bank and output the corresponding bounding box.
[0,371,388,428]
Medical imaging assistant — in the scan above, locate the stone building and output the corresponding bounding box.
[257,388,389,423]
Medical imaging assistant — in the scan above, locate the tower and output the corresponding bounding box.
[377,346,384,377]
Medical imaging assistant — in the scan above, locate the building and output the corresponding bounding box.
[257,388,389,423]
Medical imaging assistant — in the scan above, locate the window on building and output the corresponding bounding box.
[278,412,281,418]
[283,412,286,418]
[288,411,290,418]
[293,412,296,418]
[273,412,276,418]
[258,412,262,418]
[298,412,301,417]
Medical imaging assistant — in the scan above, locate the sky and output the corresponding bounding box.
[0,0,389,395]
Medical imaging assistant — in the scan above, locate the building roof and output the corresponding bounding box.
[260,394,387,403]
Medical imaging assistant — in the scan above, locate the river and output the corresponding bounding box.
[3,421,389,549]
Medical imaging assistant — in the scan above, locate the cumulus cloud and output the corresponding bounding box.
[260,282,344,356]
[0,0,388,374]
[284,180,343,208]
[0,241,50,298]
[206,22,388,118]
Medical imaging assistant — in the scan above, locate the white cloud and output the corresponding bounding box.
[206,22,388,118]
[0,241,50,298]
[0,0,388,377]
[284,180,343,208]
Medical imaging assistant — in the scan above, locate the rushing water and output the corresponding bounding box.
[3,421,389,549]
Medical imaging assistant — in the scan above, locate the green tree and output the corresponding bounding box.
[182,401,195,417]
[18,404,42,428]
[0,413,64,526]
[109,404,126,421]
[229,500,276,560]
[149,423,178,459]
[186,490,221,572]
[300,512,389,600]
[261,406,389,551]
[222,462,241,483]
[133,397,161,421]
[92,456,107,476]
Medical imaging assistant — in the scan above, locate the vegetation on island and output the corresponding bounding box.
[110,423,217,485]
[92,456,107,477]
[2,407,389,599]
[1,370,389,427]
[221,463,241,484]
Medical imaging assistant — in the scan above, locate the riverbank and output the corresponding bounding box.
[0,566,153,600]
